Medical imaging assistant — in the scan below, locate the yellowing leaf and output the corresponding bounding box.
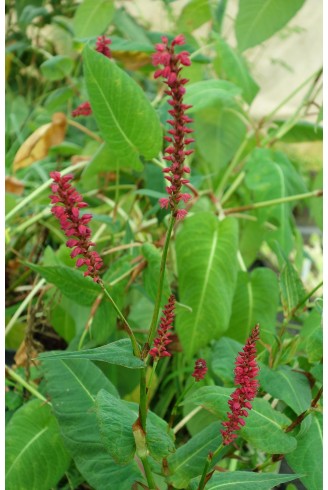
[5,176,25,195]
[111,51,151,70]
[13,112,67,171]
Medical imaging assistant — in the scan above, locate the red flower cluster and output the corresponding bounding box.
[72,102,92,118]
[192,359,208,381]
[149,295,175,358]
[49,171,103,282]
[95,35,112,58]
[71,36,112,117]
[153,35,194,220]
[221,325,260,445]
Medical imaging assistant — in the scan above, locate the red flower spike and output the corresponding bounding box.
[220,325,260,445]
[49,172,103,283]
[152,35,194,220]
[71,101,92,118]
[192,359,208,381]
[149,295,175,359]
[95,35,112,58]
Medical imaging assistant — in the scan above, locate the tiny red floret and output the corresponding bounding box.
[149,295,175,359]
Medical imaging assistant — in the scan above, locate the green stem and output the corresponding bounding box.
[198,444,224,490]
[100,282,141,357]
[5,161,88,222]
[263,69,322,124]
[146,216,176,349]
[224,189,322,215]
[6,365,48,403]
[140,455,157,489]
[5,279,46,336]
[168,380,195,429]
[139,367,148,430]
[216,138,249,198]
[146,360,158,403]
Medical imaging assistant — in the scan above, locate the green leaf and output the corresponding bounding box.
[73,0,115,38]
[185,80,242,112]
[225,268,279,344]
[83,143,142,181]
[300,309,323,363]
[6,399,70,490]
[49,303,76,342]
[40,55,73,81]
[286,413,323,490]
[271,121,323,142]
[194,99,247,171]
[189,471,300,490]
[279,258,306,317]
[177,0,212,33]
[42,359,142,489]
[259,364,312,414]
[167,422,223,488]
[27,263,99,306]
[176,214,238,358]
[213,36,259,104]
[39,339,145,369]
[84,45,162,167]
[211,337,242,384]
[185,386,297,453]
[245,149,307,254]
[235,0,306,52]
[141,243,171,304]
[96,390,136,464]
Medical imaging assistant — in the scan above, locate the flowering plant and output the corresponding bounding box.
[5,2,322,490]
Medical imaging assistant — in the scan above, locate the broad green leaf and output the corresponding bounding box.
[141,243,171,304]
[286,413,323,490]
[279,258,306,317]
[259,364,312,414]
[40,55,73,81]
[194,99,247,171]
[177,0,212,33]
[96,390,136,464]
[42,359,142,489]
[245,149,307,254]
[125,401,175,461]
[185,386,297,453]
[73,0,115,38]
[6,399,70,490]
[236,0,306,52]
[39,339,145,369]
[189,471,300,490]
[300,309,323,363]
[271,121,323,142]
[167,422,223,488]
[225,268,279,344]
[84,45,162,168]
[211,337,242,384]
[27,263,99,306]
[239,220,268,268]
[49,303,75,342]
[83,143,142,181]
[185,80,242,112]
[213,36,259,104]
[176,214,238,358]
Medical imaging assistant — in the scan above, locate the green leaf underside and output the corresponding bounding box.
[236,0,306,52]
[84,45,162,168]
[96,390,175,464]
[6,399,70,490]
[195,99,247,170]
[184,80,242,112]
[185,386,296,453]
[167,422,223,488]
[279,258,306,316]
[189,471,300,490]
[286,413,322,490]
[73,0,115,38]
[39,338,145,369]
[213,37,259,104]
[40,56,73,81]
[177,0,212,33]
[260,364,312,415]
[42,359,142,489]
[27,263,99,306]
[176,214,238,358]
[226,268,279,344]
